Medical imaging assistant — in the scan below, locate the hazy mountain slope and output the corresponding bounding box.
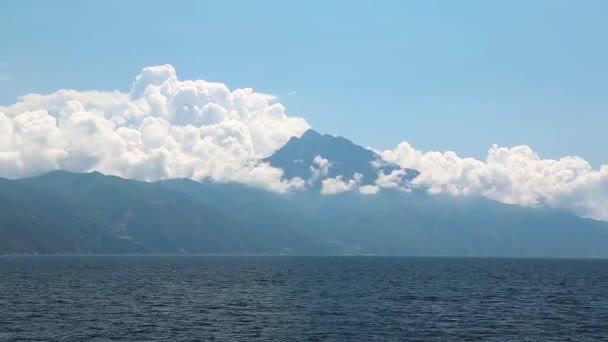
[290,190,608,257]
[13,172,255,254]
[158,179,325,253]
[160,178,608,257]
[2,128,608,257]
[0,177,141,254]
[2,171,608,256]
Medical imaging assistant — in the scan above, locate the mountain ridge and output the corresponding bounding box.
[0,169,607,256]
[1,130,607,257]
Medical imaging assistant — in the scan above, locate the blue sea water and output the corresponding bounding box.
[1,256,607,341]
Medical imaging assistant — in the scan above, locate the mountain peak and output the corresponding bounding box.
[298,129,354,146]
[265,130,418,187]
[300,128,323,140]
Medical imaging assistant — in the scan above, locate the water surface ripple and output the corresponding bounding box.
[1,256,607,341]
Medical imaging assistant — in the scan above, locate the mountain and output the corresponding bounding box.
[3,170,329,254]
[1,130,608,257]
[0,170,606,256]
[7,171,319,254]
[160,179,608,257]
[265,129,419,186]
[0,177,106,254]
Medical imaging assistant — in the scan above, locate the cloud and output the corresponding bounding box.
[321,173,363,195]
[309,155,331,183]
[2,63,606,220]
[287,91,297,96]
[380,142,608,221]
[359,184,380,195]
[375,169,412,190]
[0,64,309,192]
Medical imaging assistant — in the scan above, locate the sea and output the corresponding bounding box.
[1,256,607,341]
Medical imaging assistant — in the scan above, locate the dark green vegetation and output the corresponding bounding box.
[1,130,607,256]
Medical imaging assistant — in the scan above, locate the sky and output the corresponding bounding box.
[1,0,607,166]
[1,1,607,220]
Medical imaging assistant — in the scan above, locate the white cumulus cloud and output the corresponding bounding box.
[380,142,608,221]
[375,169,413,191]
[0,64,309,192]
[2,63,606,220]
[309,155,331,183]
[321,173,363,195]
[359,184,380,195]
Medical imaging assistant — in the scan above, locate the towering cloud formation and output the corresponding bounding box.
[380,143,608,221]
[0,64,606,220]
[0,65,309,192]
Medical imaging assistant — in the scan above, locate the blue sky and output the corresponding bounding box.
[1,0,607,165]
